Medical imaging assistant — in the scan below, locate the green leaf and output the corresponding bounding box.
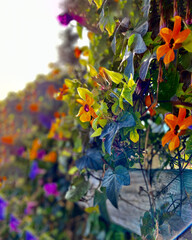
[91,127,102,137]
[100,101,108,113]
[176,83,185,98]
[100,122,119,155]
[99,119,107,128]
[134,112,145,129]
[102,67,123,84]
[65,176,89,202]
[93,0,103,9]
[186,135,192,155]
[92,116,100,130]
[128,34,135,50]
[88,0,92,4]
[87,64,98,77]
[119,95,124,110]
[76,23,83,39]
[182,32,192,52]
[77,87,93,100]
[68,166,78,175]
[105,16,116,36]
[85,205,100,214]
[112,100,121,115]
[121,79,136,106]
[102,166,130,208]
[143,32,153,46]
[94,189,109,221]
[179,52,192,72]
[130,129,139,143]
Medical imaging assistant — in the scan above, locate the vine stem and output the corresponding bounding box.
[138,131,156,224]
[177,149,183,216]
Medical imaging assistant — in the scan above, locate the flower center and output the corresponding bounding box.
[84,104,89,112]
[174,124,180,135]
[169,38,175,49]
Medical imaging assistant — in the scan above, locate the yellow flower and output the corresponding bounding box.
[76,94,97,123]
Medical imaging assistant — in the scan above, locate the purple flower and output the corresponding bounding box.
[72,15,85,25]
[25,231,38,240]
[0,197,7,220]
[9,215,20,232]
[37,149,46,159]
[29,161,45,180]
[57,13,74,26]
[57,13,85,26]
[17,146,25,156]
[186,19,192,25]
[38,113,53,129]
[25,201,37,215]
[44,183,59,197]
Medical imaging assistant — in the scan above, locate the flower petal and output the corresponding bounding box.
[89,107,97,118]
[80,112,91,122]
[160,28,173,43]
[172,16,181,39]
[85,94,94,106]
[180,116,192,130]
[76,99,85,105]
[162,130,175,146]
[163,49,175,64]
[156,44,170,61]
[76,107,84,117]
[168,135,180,151]
[178,108,186,123]
[175,29,191,43]
[164,114,177,129]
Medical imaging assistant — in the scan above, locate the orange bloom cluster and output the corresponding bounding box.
[74,47,82,59]
[157,16,190,65]
[1,136,14,145]
[0,176,7,188]
[48,118,61,139]
[56,84,68,101]
[76,94,97,124]
[162,108,192,151]
[15,103,23,112]
[43,151,57,163]
[29,103,39,112]
[46,85,57,98]
[29,139,41,160]
[145,95,157,117]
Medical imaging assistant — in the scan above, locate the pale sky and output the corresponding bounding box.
[0,0,64,100]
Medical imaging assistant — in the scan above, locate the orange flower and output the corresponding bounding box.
[157,16,190,65]
[29,139,41,160]
[29,103,39,112]
[56,84,68,101]
[0,176,7,188]
[1,136,14,145]
[43,151,57,163]
[162,108,192,151]
[46,85,57,97]
[87,32,94,41]
[145,95,156,117]
[76,94,97,122]
[74,47,82,59]
[15,103,23,112]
